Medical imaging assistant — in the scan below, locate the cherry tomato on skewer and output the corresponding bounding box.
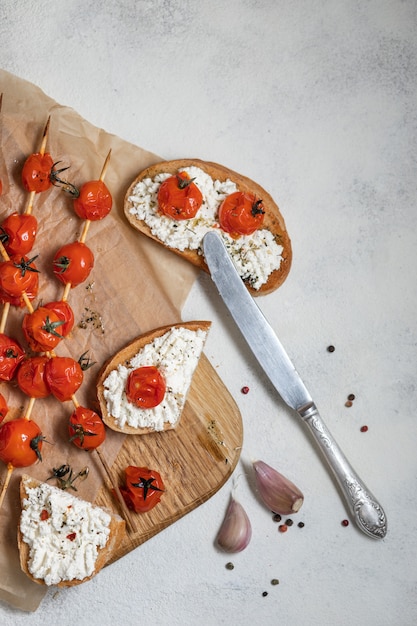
[0,255,39,307]
[0,213,38,256]
[21,152,55,193]
[68,406,106,451]
[21,153,76,196]
[43,300,75,337]
[52,241,94,287]
[44,356,84,402]
[0,334,25,381]
[0,393,8,424]
[17,355,51,399]
[73,180,112,221]
[119,465,164,513]
[218,191,265,239]
[0,417,44,467]
[157,171,203,220]
[22,306,65,352]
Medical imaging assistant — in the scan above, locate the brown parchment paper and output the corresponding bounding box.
[0,69,198,611]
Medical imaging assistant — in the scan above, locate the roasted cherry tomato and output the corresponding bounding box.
[119,465,164,513]
[157,171,203,220]
[0,417,44,467]
[68,406,106,451]
[73,180,112,221]
[44,356,83,402]
[0,393,8,424]
[0,334,25,381]
[0,213,38,256]
[43,300,74,337]
[218,191,265,238]
[17,355,51,398]
[126,366,166,409]
[52,241,94,287]
[0,255,39,307]
[22,306,64,352]
[21,152,54,193]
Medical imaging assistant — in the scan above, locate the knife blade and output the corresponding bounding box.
[203,231,387,539]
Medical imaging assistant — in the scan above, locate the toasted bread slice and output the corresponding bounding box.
[18,475,126,587]
[124,159,292,295]
[97,321,211,435]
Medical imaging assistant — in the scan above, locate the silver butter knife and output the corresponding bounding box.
[203,231,387,539]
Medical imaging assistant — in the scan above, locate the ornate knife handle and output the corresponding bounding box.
[298,402,387,539]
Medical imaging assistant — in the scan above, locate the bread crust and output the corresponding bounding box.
[124,159,292,295]
[96,321,211,435]
[18,474,126,588]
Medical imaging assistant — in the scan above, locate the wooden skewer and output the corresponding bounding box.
[24,397,36,421]
[0,302,10,334]
[99,149,111,181]
[79,219,91,244]
[25,115,50,216]
[0,463,14,511]
[62,149,112,303]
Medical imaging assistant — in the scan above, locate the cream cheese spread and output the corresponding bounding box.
[20,482,111,586]
[103,326,207,431]
[127,166,283,290]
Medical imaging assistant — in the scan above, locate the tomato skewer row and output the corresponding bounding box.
[23,116,50,215]
[60,149,112,302]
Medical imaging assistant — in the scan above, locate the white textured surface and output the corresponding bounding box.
[1,1,417,624]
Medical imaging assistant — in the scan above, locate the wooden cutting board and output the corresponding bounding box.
[94,353,243,562]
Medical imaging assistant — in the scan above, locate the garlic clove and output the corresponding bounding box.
[216,496,252,553]
[253,460,304,515]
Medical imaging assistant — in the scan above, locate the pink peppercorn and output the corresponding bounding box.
[360,425,368,432]
[241,386,250,394]
[341,519,349,527]
[278,524,288,533]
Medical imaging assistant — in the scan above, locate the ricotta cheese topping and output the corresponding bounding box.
[127,166,283,290]
[103,326,207,431]
[20,482,111,586]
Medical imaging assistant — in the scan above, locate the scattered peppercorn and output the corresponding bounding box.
[225,562,234,570]
[271,579,280,586]
[297,521,305,528]
[262,591,268,597]
[272,513,282,522]
[327,345,335,353]
[241,386,250,394]
[345,400,353,408]
[348,393,355,401]
[341,519,349,527]
[285,518,294,526]
[278,524,288,533]
[360,425,368,432]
